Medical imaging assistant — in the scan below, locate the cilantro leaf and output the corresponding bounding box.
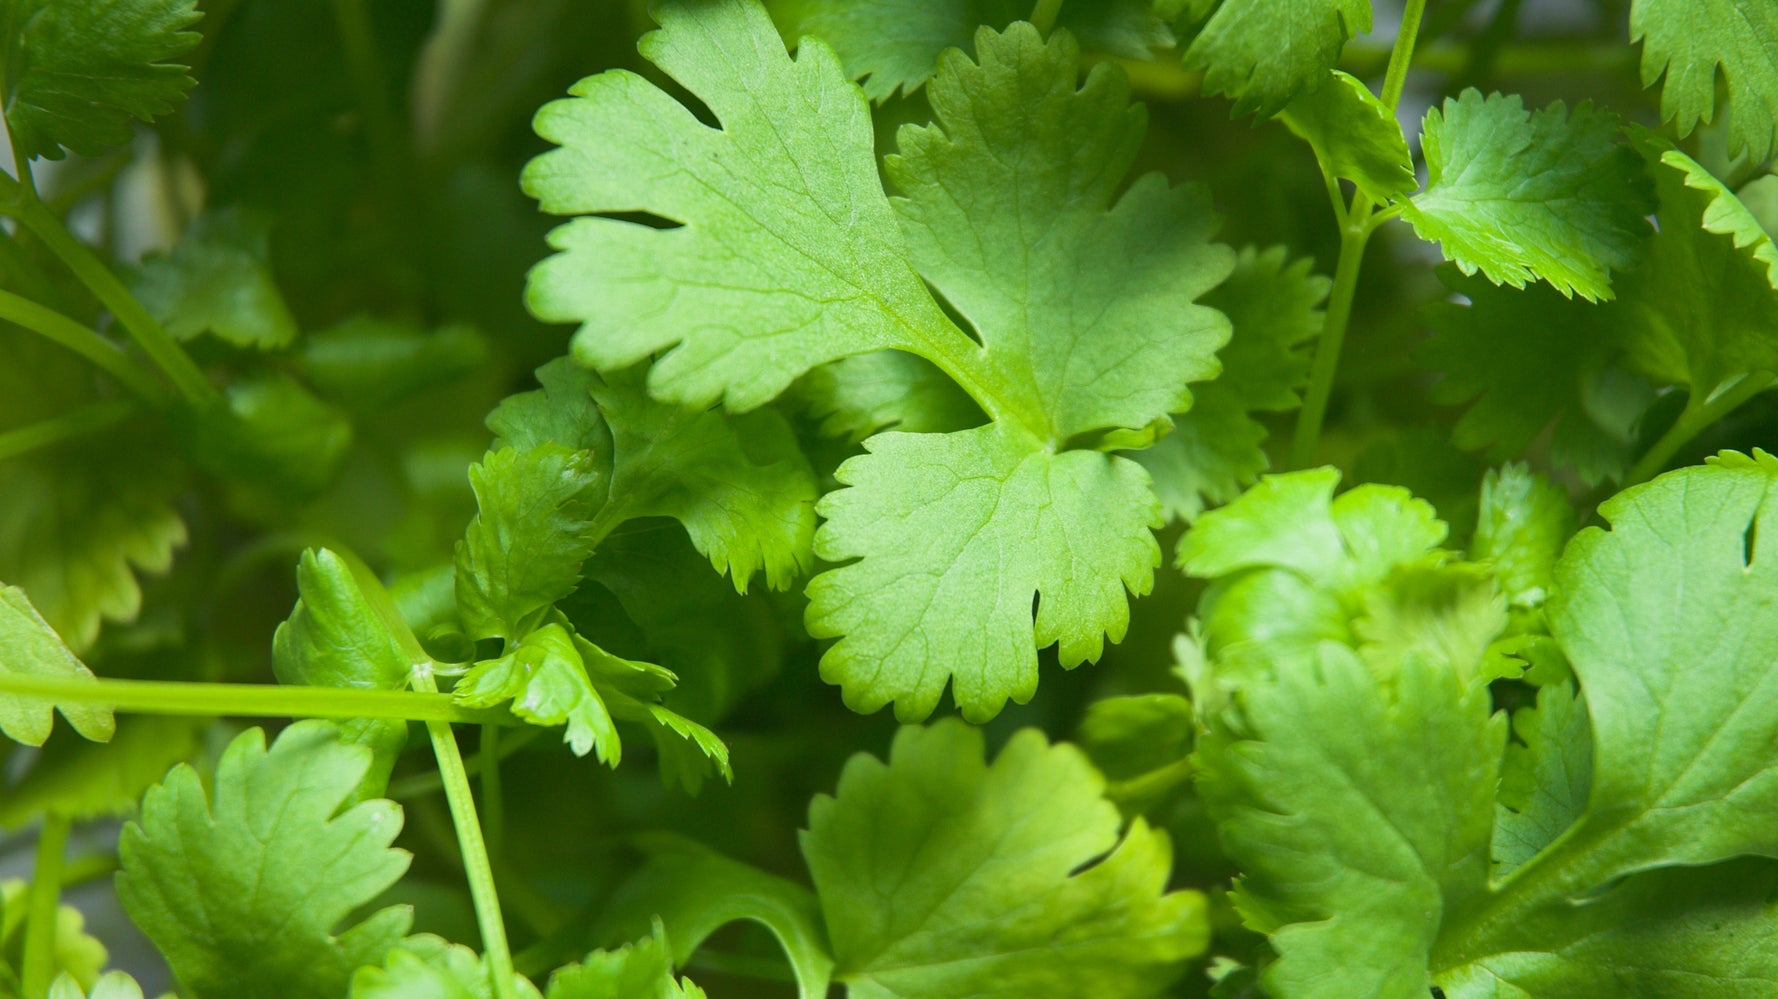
[1630,0,1778,162]
[1135,246,1327,521]
[807,423,1161,721]
[1420,267,1655,485]
[1470,464,1574,610]
[523,0,958,411]
[1400,92,1654,301]
[801,720,1208,997]
[455,444,600,641]
[888,23,1232,442]
[775,0,1171,102]
[299,317,489,412]
[0,877,110,991]
[455,622,618,761]
[1076,693,1197,814]
[546,924,706,999]
[47,971,146,999]
[175,374,355,499]
[1493,681,1592,877]
[0,717,201,828]
[792,350,980,444]
[1546,456,1778,882]
[0,584,113,746]
[0,0,201,160]
[116,722,413,999]
[1183,0,1373,118]
[352,935,542,999]
[1277,70,1415,204]
[1197,642,1503,999]
[131,209,297,351]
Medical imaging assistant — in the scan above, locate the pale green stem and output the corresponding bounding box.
[412,668,519,999]
[0,180,214,404]
[0,289,167,403]
[1380,0,1430,111]
[1622,373,1778,487]
[20,814,70,999]
[0,674,511,725]
[1029,0,1065,34]
[0,400,137,463]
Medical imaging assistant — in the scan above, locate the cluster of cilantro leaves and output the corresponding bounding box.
[3,0,1778,997]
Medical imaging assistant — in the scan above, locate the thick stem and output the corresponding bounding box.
[0,290,167,404]
[20,814,71,999]
[1622,373,1778,487]
[0,400,137,463]
[1290,222,1373,468]
[1,188,214,404]
[0,674,511,726]
[1029,0,1065,35]
[413,669,519,999]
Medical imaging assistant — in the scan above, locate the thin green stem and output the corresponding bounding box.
[387,728,542,801]
[0,399,137,463]
[20,814,71,999]
[1290,222,1373,469]
[0,178,214,404]
[59,853,120,889]
[1029,0,1065,35]
[1380,0,1430,111]
[480,724,505,862]
[0,674,513,725]
[413,669,518,999]
[0,289,167,403]
[1622,373,1778,487]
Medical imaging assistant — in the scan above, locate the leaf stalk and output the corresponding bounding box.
[19,813,71,999]
[0,673,513,725]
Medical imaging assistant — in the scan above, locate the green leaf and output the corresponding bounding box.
[299,317,489,412]
[587,837,834,999]
[1630,0,1778,162]
[523,0,957,411]
[1419,267,1654,485]
[454,622,618,762]
[0,879,110,992]
[792,350,981,444]
[176,373,355,498]
[0,0,201,160]
[1400,91,1654,301]
[808,423,1161,721]
[1470,464,1574,610]
[116,722,413,999]
[775,0,1172,102]
[0,717,202,828]
[546,923,706,999]
[1545,455,1778,883]
[131,209,297,350]
[351,935,542,999]
[1195,643,1503,999]
[1615,140,1778,398]
[47,971,146,999]
[802,720,1208,998]
[1277,70,1415,204]
[0,456,187,653]
[1493,681,1591,877]
[485,358,610,456]
[454,444,600,641]
[0,584,113,746]
[587,366,817,592]
[888,23,1232,442]
[1437,859,1778,997]
[1076,693,1196,814]
[1183,0,1373,118]
[1134,246,1327,521]
[1352,563,1507,680]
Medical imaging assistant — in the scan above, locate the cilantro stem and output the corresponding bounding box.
[1621,372,1778,487]
[1029,0,1065,35]
[0,184,215,405]
[481,724,505,861]
[412,668,520,999]
[0,399,137,463]
[0,290,168,404]
[0,674,512,725]
[19,813,70,999]
[1288,0,1426,468]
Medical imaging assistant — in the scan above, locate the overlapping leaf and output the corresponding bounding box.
[1277,70,1415,204]
[1630,0,1778,161]
[1183,0,1373,117]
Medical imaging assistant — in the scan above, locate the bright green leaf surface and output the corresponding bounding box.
[455,444,599,640]
[0,0,201,160]
[889,23,1232,441]
[1183,0,1373,117]
[131,209,297,350]
[792,350,981,444]
[1136,246,1327,521]
[1630,0,1778,162]
[351,935,542,999]
[1197,642,1503,999]
[546,924,706,999]
[1470,464,1575,609]
[1278,70,1415,204]
[1492,681,1591,877]
[274,548,416,693]
[1402,92,1653,300]
[116,722,413,999]
[808,423,1161,721]
[47,971,146,999]
[0,584,113,746]
[522,0,958,411]
[455,622,618,761]
[802,720,1208,998]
